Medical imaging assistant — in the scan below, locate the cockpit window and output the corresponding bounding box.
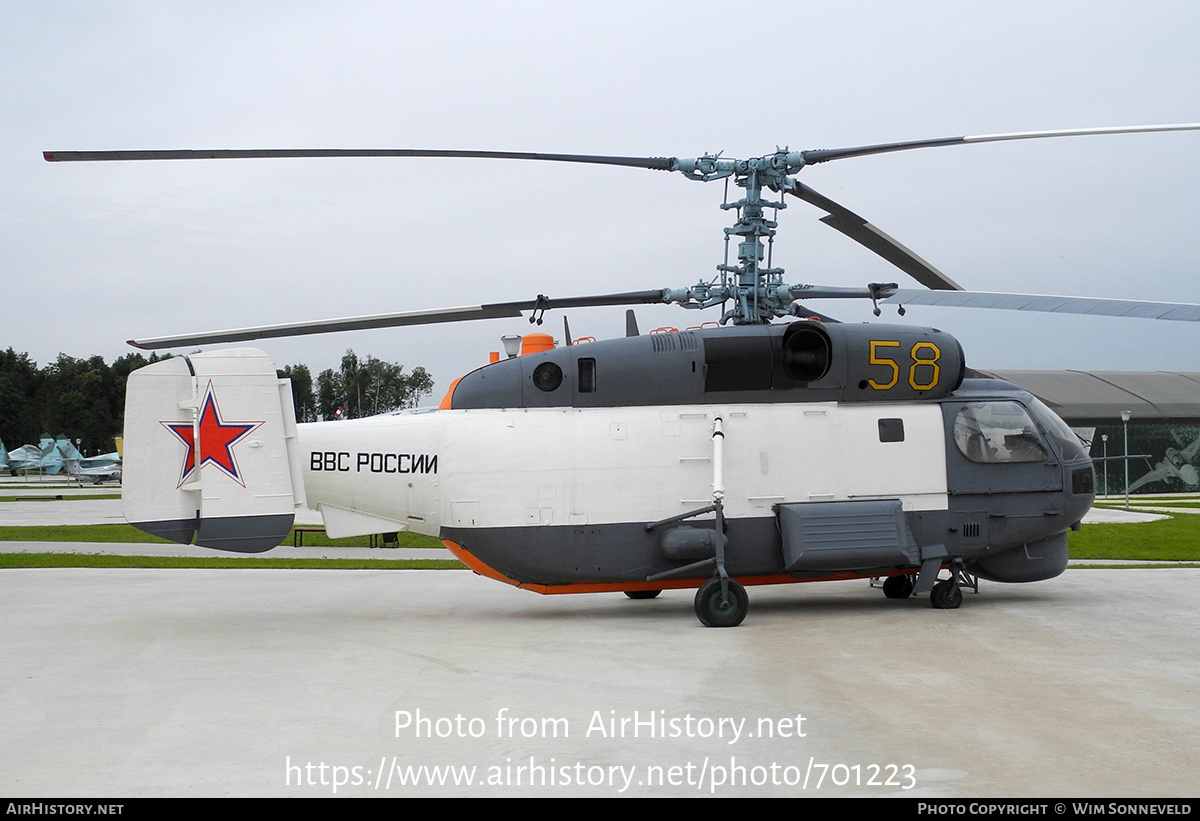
[953,401,1048,464]
[1026,397,1090,462]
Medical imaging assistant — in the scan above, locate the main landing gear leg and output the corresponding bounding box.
[646,416,750,627]
[690,414,748,628]
[692,486,749,627]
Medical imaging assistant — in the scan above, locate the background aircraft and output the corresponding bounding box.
[1127,431,1200,493]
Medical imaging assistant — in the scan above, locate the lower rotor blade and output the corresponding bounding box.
[790,183,963,291]
[128,290,670,350]
[879,288,1200,322]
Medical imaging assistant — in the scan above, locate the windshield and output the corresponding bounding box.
[1026,397,1090,462]
[953,401,1048,464]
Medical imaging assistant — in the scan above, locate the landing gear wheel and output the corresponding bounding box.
[930,579,963,609]
[694,577,748,627]
[624,590,661,600]
[882,574,915,599]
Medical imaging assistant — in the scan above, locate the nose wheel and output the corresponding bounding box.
[930,579,964,609]
[928,558,975,609]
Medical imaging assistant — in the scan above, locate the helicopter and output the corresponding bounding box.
[44,123,1200,627]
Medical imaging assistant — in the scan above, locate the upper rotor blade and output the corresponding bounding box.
[127,290,669,350]
[43,148,677,171]
[879,288,1200,322]
[790,182,963,291]
[801,122,1200,165]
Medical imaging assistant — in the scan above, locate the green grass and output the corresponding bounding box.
[1095,500,1200,509]
[1068,513,1200,561]
[0,523,174,543]
[1069,563,1200,569]
[0,523,456,568]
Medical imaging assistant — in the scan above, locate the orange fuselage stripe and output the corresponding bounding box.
[441,539,918,595]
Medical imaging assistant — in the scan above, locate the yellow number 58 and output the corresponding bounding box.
[868,340,941,391]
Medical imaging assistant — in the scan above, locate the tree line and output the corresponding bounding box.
[279,350,434,423]
[0,347,433,454]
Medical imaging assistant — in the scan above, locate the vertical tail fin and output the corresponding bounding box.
[123,348,304,552]
[57,437,84,460]
[37,436,64,473]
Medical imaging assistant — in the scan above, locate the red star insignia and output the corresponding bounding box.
[162,382,263,488]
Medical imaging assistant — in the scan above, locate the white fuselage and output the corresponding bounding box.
[299,402,949,539]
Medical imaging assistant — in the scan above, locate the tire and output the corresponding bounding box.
[693,577,748,627]
[930,579,963,609]
[624,590,662,600]
[882,574,915,599]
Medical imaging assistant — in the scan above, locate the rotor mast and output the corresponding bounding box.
[720,158,783,324]
[667,150,810,324]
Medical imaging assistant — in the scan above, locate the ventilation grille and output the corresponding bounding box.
[651,331,700,353]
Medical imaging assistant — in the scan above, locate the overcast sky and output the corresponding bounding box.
[3,1,1199,402]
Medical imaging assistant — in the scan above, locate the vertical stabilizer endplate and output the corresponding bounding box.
[123,348,298,552]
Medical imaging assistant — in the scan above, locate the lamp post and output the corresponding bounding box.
[1101,434,1108,498]
[1120,410,1131,509]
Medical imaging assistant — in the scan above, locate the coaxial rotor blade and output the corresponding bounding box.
[800,123,1200,165]
[127,290,671,350]
[789,183,963,291]
[877,288,1200,322]
[43,148,678,170]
